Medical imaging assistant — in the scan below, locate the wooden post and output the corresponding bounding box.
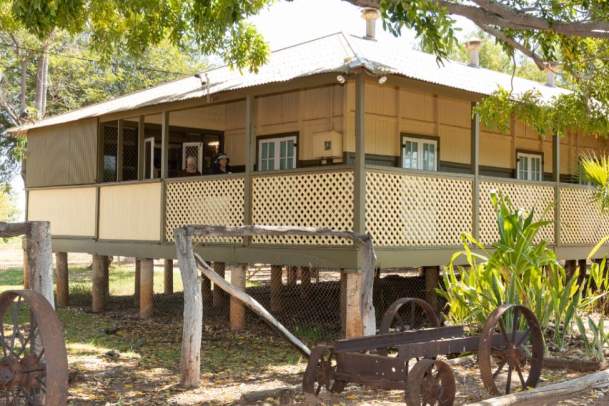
[270,265,283,313]
[164,259,174,294]
[212,262,227,309]
[424,266,440,313]
[287,266,298,287]
[55,252,69,307]
[92,255,108,313]
[22,248,30,289]
[300,266,311,299]
[26,222,54,306]
[104,256,110,300]
[565,259,577,280]
[340,271,347,336]
[341,270,364,338]
[230,264,247,331]
[175,228,202,387]
[139,259,154,319]
[134,259,141,305]
[578,259,588,289]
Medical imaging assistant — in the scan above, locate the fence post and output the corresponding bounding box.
[175,228,202,387]
[26,221,54,307]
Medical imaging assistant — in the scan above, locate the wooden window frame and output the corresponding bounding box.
[256,132,299,171]
[516,150,543,181]
[399,133,440,171]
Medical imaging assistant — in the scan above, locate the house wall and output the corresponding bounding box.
[26,118,97,187]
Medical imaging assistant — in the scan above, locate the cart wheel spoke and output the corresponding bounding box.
[492,360,506,378]
[516,328,531,347]
[511,309,520,343]
[515,363,527,388]
[498,319,511,346]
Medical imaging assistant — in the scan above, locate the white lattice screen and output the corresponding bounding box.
[479,179,554,245]
[560,186,609,245]
[251,170,354,245]
[366,170,473,247]
[165,176,244,243]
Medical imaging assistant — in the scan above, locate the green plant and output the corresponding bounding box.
[575,315,609,362]
[439,192,581,349]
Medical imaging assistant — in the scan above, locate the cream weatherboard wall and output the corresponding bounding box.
[98,182,162,241]
[27,187,97,237]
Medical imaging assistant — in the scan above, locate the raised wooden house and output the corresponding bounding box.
[12,29,609,329]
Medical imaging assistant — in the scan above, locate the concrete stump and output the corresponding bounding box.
[140,259,154,319]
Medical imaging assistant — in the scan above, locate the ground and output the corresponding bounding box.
[1,239,609,405]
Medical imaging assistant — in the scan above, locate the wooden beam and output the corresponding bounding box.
[300,266,311,299]
[22,248,30,289]
[424,266,440,313]
[230,264,247,331]
[202,273,212,308]
[287,266,298,287]
[164,259,173,294]
[117,119,124,181]
[270,265,283,313]
[55,252,69,307]
[353,74,366,234]
[139,258,154,318]
[160,111,169,179]
[244,95,255,245]
[134,259,141,305]
[92,254,107,313]
[342,270,364,338]
[137,115,145,180]
[471,102,480,239]
[553,134,561,248]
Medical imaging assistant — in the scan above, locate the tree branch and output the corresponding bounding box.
[478,24,546,70]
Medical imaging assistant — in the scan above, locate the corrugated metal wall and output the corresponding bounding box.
[26,118,97,187]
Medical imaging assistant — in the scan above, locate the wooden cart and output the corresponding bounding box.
[303,298,544,405]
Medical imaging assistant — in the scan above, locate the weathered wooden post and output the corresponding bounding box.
[139,259,154,318]
[175,228,202,387]
[424,266,440,313]
[164,259,174,294]
[287,266,298,287]
[134,259,141,305]
[270,265,283,313]
[577,259,588,288]
[26,221,54,306]
[212,262,227,309]
[104,256,110,300]
[201,274,212,308]
[92,255,107,313]
[565,259,577,279]
[342,270,364,338]
[230,264,247,331]
[55,252,69,307]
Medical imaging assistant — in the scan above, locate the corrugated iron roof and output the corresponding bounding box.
[10,32,568,133]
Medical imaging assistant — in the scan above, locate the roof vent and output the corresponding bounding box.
[544,62,560,87]
[465,39,482,68]
[361,8,380,40]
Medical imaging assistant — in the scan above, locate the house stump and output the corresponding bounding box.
[55,252,69,307]
[340,269,364,338]
[212,262,227,310]
[164,259,173,294]
[424,266,441,313]
[134,259,141,305]
[270,265,283,313]
[230,264,247,331]
[140,258,154,319]
[92,255,108,313]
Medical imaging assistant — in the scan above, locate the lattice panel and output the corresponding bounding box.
[479,180,554,245]
[252,170,354,245]
[366,171,473,247]
[560,186,609,245]
[165,177,244,243]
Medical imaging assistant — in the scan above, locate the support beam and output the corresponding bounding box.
[116,119,124,181]
[55,252,69,307]
[160,111,169,179]
[104,256,110,300]
[340,271,347,336]
[134,259,141,305]
[164,259,174,294]
[244,95,255,244]
[471,102,480,239]
[565,259,577,280]
[202,274,212,308]
[139,259,154,319]
[353,74,366,234]
[553,134,561,249]
[137,115,145,180]
[212,262,227,310]
[578,259,588,289]
[424,266,440,313]
[229,264,247,331]
[270,265,283,313]
[342,270,364,338]
[92,255,108,313]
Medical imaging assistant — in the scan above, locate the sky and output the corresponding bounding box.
[12,0,479,218]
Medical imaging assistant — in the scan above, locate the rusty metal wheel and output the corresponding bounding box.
[380,298,441,334]
[302,345,345,397]
[406,359,455,406]
[0,290,68,405]
[478,304,544,396]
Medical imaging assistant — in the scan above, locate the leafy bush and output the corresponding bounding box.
[439,192,580,349]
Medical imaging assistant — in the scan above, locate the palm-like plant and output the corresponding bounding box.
[581,153,609,212]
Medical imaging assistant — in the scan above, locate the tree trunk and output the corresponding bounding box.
[34,43,50,119]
